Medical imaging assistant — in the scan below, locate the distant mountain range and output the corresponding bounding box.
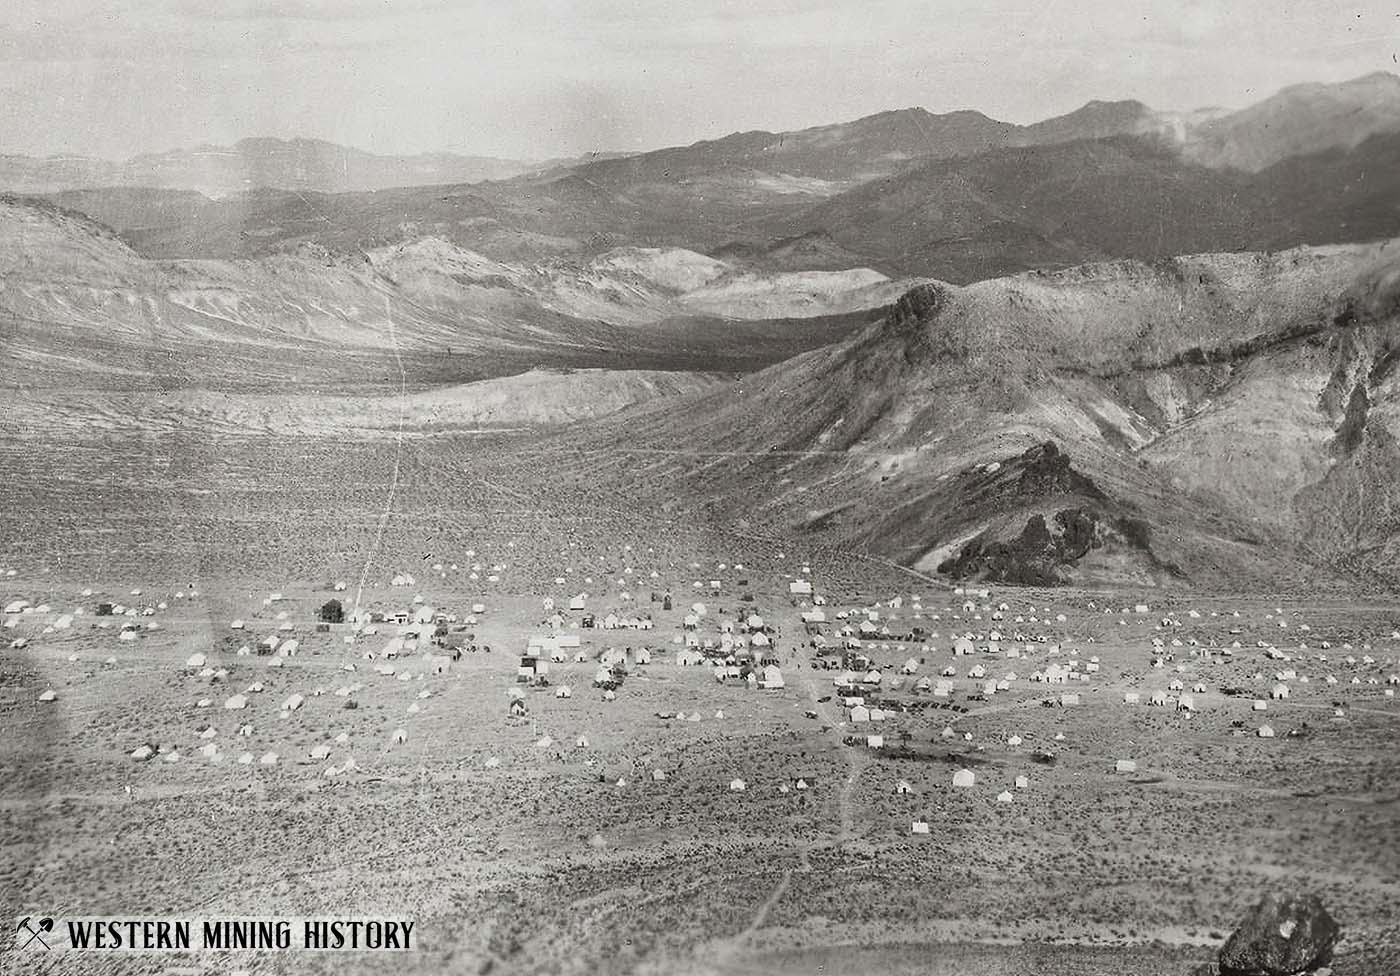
[6,73,1400,202]
[0,137,638,197]
[1179,71,1400,171]
[41,117,1400,284]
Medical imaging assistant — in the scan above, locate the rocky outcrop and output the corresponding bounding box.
[1203,892,1340,976]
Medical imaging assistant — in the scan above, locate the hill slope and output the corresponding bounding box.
[1181,72,1400,171]
[589,240,1400,589]
[0,197,899,394]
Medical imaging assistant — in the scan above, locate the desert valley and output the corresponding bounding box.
[3,55,1400,976]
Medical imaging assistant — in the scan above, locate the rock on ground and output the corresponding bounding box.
[1216,891,1340,976]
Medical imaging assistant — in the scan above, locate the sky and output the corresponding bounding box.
[1,0,1397,161]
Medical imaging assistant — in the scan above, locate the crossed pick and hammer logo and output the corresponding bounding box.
[16,917,54,950]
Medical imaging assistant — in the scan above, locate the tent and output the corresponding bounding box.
[761,665,785,690]
[952,769,975,789]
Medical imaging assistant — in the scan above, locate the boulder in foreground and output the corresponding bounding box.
[1216,891,1340,976]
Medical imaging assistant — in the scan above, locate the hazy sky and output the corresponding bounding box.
[2,0,1397,160]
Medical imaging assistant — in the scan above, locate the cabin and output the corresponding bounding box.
[518,655,549,683]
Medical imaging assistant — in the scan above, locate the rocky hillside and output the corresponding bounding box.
[596,239,1400,589]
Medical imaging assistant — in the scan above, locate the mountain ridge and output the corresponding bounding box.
[581,238,1400,589]
[9,72,1398,201]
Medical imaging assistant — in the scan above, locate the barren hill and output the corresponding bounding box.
[0,198,900,395]
[592,240,1400,589]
